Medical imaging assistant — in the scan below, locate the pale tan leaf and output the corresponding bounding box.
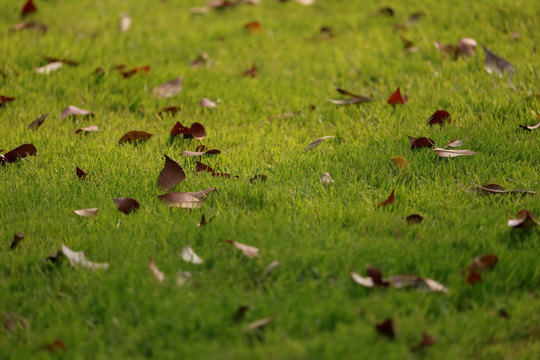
[224,240,259,258]
[153,76,183,98]
[35,61,63,74]
[446,140,463,148]
[181,245,203,264]
[245,316,275,331]
[320,172,333,186]
[306,136,335,151]
[61,244,108,270]
[149,257,164,283]
[433,147,476,157]
[199,98,218,108]
[350,271,375,287]
[177,270,192,286]
[73,208,99,217]
[60,105,94,120]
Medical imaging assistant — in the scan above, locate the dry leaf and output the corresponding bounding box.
[157,106,181,117]
[22,0,37,17]
[446,139,463,148]
[3,312,29,332]
[190,52,209,68]
[401,36,419,53]
[249,174,267,183]
[405,214,423,224]
[170,121,206,140]
[200,98,218,108]
[245,316,274,331]
[306,135,335,151]
[44,340,66,353]
[180,147,221,157]
[0,95,15,107]
[375,318,396,339]
[197,213,215,227]
[433,147,476,158]
[224,239,259,258]
[245,21,262,33]
[508,209,539,229]
[149,257,164,283]
[376,189,395,209]
[60,106,94,120]
[35,61,63,74]
[73,208,99,217]
[456,38,477,56]
[350,271,375,287]
[196,161,238,178]
[388,88,408,104]
[428,110,451,125]
[329,97,373,105]
[412,332,437,350]
[10,232,25,250]
[119,13,131,32]
[153,76,183,98]
[408,136,435,149]
[181,245,203,264]
[75,125,98,134]
[391,156,408,171]
[113,198,140,214]
[61,244,109,270]
[122,65,150,78]
[472,184,535,195]
[9,21,47,33]
[177,271,192,286]
[28,114,48,130]
[157,189,213,208]
[462,254,498,284]
[233,305,250,323]
[388,275,448,292]
[320,172,333,186]
[1,144,37,164]
[519,122,540,131]
[243,64,258,78]
[76,166,87,180]
[483,45,514,76]
[375,6,394,16]
[119,131,152,144]
[158,155,186,190]
[42,56,79,66]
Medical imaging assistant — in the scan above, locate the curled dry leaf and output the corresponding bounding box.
[508,209,539,229]
[244,21,262,33]
[153,76,183,98]
[330,87,373,105]
[9,21,48,33]
[224,239,259,258]
[190,52,209,68]
[28,113,48,130]
[61,244,109,270]
[113,198,140,214]
[149,257,164,283]
[158,155,186,191]
[245,316,275,331]
[158,187,216,208]
[177,270,192,286]
[433,147,476,158]
[76,166,87,180]
[306,135,335,151]
[375,318,396,339]
[10,232,25,250]
[119,131,152,144]
[428,110,451,125]
[320,172,333,186]
[376,189,395,209]
[170,121,206,140]
[3,312,30,332]
[519,122,540,131]
[181,245,203,264]
[408,136,435,149]
[122,65,150,78]
[446,139,463,148]
[391,156,408,171]
[35,61,63,74]
[1,144,37,164]
[462,254,498,284]
[200,98,218,108]
[472,184,535,195]
[387,88,408,104]
[22,0,37,17]
[73,208,99,217]
[60,106,94,120]
[412,332,437,350]
[0,95,15,107]
[75,125,98,134]
[243,64,258,78]
[405,214,423,224]
[483,45,514,76]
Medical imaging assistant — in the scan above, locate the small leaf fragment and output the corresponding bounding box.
[249,174,267,183]
[245,316,274,331]
[44,340,66,353]
[119,131,152,144]
[200,98,218,108]
[22,0,37,17]
[180,147,221,157]
[149,257,164,283]
[190,52,209,68]
[243,64,258,78]
[330,88,373,105]
[10,232,25,250]
[320,172,333,186]
[388,275,448,292]
[224,239,259,258]
[157,106,181,117]
[412,332,437,350]
[433,147,476,158]
[60,106,94,120]
[350,271,374,287]
[119,13,131,32]
[388,88,408,104]
[73,208,99,217]
[244,21,262,33]
[233,305,250,323]
[446,139,463,148]
[0,95,15,107]
[376,189,395,209]
[9,21,47,33]
[61,244,109,270]
[153,76,183,98]
[408,136,435,149]
[197,214,215,227]
[76,166,87,180]
[462,254,498,284]
[158,155,186,190]
[196,161,237,178]
[375,318,396,339]
[428,110,451,125]
[483,45,514,76]
[181,245,203,264]
[507,209,539,229]
[3,312,29,332]
[28,114,48,130]
[405,214,423,224]
[113,198,140,214]
[472,184,535,195]
[122,65,150,78]
[306,136,335,151]
[177,271,192,286]
[75,125,98,134]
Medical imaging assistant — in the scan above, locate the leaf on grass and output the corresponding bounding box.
[170,121,206,140]
[153,76,183,98]
[60,106,94,120]
[42,251,62,266]
[157,106,181,117]
[329,89,373,105]
[245,21,262,33]
[75,125,98,134]
[376,189,395,209]
[3,312,29,332]
[519,122,540,131]
[28,114,48,130]
[181,245,203,264]
[388,275,447,292]
[224,239,259,258]
[456,38,477,57]
[158,155,186,190]
[190,52,209,68]
[119,131,152,144]
[412,332,437,350]
[149,257,164,283]
[391,156,408,171]
[0,95,15,107]
[387,88,408,104]
[462,254,498,284]
[122,65,150,78]
[113,198,140,214]
[405,214,423,224]
[446,139,463,148]
[249,174,267,183]
[9,21,47,33]
[374,6,394,16]
[180,146,221,157]
[42,56,79,66]
[350,271,375,287]
[119,13,131,32]
[44,340,66,353]
[73,208,99,217]
[61,244,109,270]
[0,144,37,164]
[76,166,87,179]
[321,172,334,186]
[245,316,274,331]
[375,318,396,339]
[401,36,419,53]
[243,64,258,78]
[10,232,25,250]
[200,98,218,108]
[22,0,37,17]
[306,135,335,151]
[233,305,250,323]
[177,270,192,286]
[197,213,215,227]
[158,188,215,208]
[483,45,514,76]
[472,184,535,195]
[508,209,539,229]
[294,0,315,5]
[408,136,435,149]
[428,110,451,125]
[259,260,281,283]
[196,161,238,178]
[433,147,476,158]
[35,61,63,74]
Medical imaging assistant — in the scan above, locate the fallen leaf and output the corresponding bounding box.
[434,41,456,56]
[60,106,94,120]
[433,147,476,158]
[405,214,423,224]
[113,198,140,214]
[122,65,150,78]
[197,213,215,227]
[200,98,218,108]
[428,110,451,125]
[401,36,419,53]
[73,208,99,217]
[375,6,394,16]
[75,125,98,134]
[158,155,186,190]
[350,271,375,287]
[367,266,387,286]
[149,257,164,283]
[224,239,259,258]
[157,106,181,117]
[181,245,203,264]
[446,139,463,148]
[3,312,29,332]
[387,88,408,104]
[408,136,435,149]
[245,21,262,33]
[158,187,217,208]
[306,135,335,151]
[180,146,221,157]
[42,251,62,266]
[249,174,267,183]
[472,184,535,195]
[375,318,396,339]
[44,340,66,353]
[391,156,408,171]
[508,209,539,229]
[233,305,250,323]
[153,76,183,98]
[330,87,373,105]
[9,21,47,33]
[519,122,540,131]
[0,144,37,164]
[407,11,424,24]
[411,332,437,350]
[76,166,87,180]
[462,254,498,284]
[61,244,109,270]
[42,56,79,66]
[456,38,477,57]
[498,309,510,318]
[190,52,209,68]
[293,0,315,5]
[10,232,25,249]
[0,95,15,107]
[119,131,152,144]
[28,114,48,130]
[35,61,63,74]
[321,172,334,186]
[22,0,37,17]
[177,270,192,286]
[196,161,238,178]
[483,45,514,76]
[245,316,274,331]
[388,275,448,292]
[119,13,131,32]
[259,260,281,283]
[243,64,258,78]
[376,189,395,209]
[170,121,206,140]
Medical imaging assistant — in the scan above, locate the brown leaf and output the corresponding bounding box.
[60,106,94,120]
[472,184,535,195]
[44,340,66,353]
[408,136,435,149]
[197,214,215,227]
[405,214,423,224]
[119,131,152,144]
[196,161,238,178]
[483,45,514,76]
[245,21,262,33]
[306,136,335,151]
[191,123,207,140]
[42,56,79,66]
[153,76,183,98]
[519,122,540,131]
[330,88,373,105]
[158,188,216,208]
[446,139,463,148]
[200,98,218,108]
[113,198,140,214]
[367,266,388,286]
[10,232,25,250]
[376,188,395,209]
[122,65,151,78]
[375,318,396,339]
[180,147,221,157]
[387,88,408,104]
[158,155,186,190]
[75,125,98,134]
[157,106,181,117]
[42,251,62,265]
[73,208,99,217]
[243,64,258,78]
[462,254,498,284]
[22,0,37,17]
[391,156,408,171]
[28,114,48,130]
[3,311,29,332]
[233,305,250,323]
[190,52,209,68]
[76,166,87,180]
[249,174,267,183]
[412,332,437,350]
[9,21,47,33]
[320,172,333,186]
[433,147,476,158]
[388,275,447,292]
[428,110,451,125]
[456,38,477,57]
[224,239,259,258]
[1,144,37,164]
[0,95,15,107]
[149,257,164,283]
[245,316,274,331]
[508,209,539,229]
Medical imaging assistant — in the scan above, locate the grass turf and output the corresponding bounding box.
[1,0,539,358]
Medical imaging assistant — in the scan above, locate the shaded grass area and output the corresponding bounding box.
[1,0,539,358]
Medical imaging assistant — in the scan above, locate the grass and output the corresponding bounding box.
[1,0,539,358]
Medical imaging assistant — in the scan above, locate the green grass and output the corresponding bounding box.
[1,0,539,358]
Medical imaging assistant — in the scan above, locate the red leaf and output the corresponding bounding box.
[462,254,498,284]
[1,144,37,163]
[387,88,408,104]
[76,166,87,180]
[21,0,37,17]
[10,232,25,250]
[119,131,152,144]
[408,136,435,149]
[0,95,15,107]
[170,121,206,140]
[466,272,482,284]
[428,110,451,125]
[158,155,186,190]
[122,65,150,78]
[375,318,396,339]
[113,198,140,214]
[243,64,258,77]
[376,188,395,209]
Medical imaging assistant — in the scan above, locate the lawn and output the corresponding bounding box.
[1,0,539,359]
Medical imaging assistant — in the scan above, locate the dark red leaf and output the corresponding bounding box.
[0,95,15,107]
[428,110,451,125]
[190,123,206,140]
[170,121,191,137]
[466,272,482,284]
[408,136,435,149]
[243,64,258,78]
[170,122,206,140]
[462,254,498,284]
[21,0,37,17]
[119,131,152,144]
[375,318,396,339]
[157,106,181,117]
[76,167,87,180]
[387,88,408,104]
[405,214,423,224]
[28,113,48,130]
[1,144,37,163]
[122,65,150,78]
[10,232,25,250]
[376,189,395,209]
[158,155,186,190]
[113,198,140,214]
